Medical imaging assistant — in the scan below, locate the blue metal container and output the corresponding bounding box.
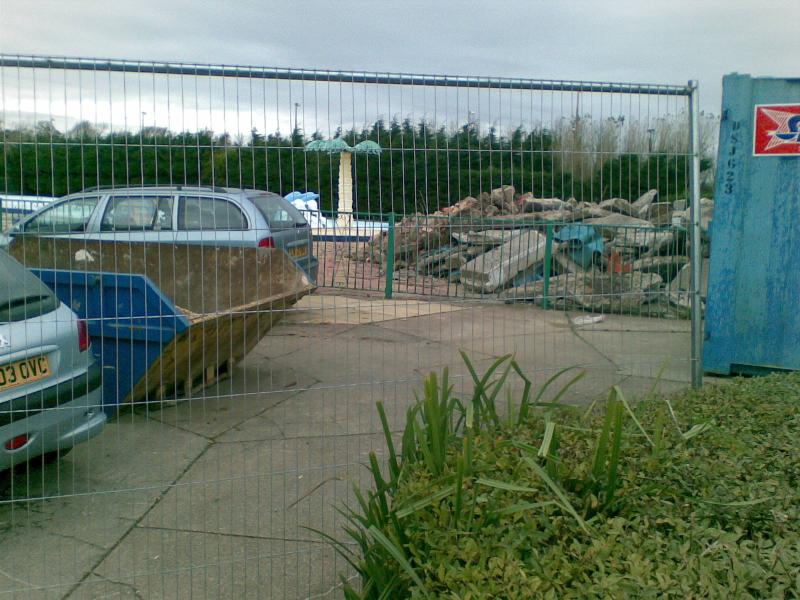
[32,269,190,411]
[704,74,800,375]
[10,237,315,413]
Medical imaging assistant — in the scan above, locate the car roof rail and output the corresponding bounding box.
[81,184,231,193]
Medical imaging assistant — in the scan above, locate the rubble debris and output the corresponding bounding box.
[598,197,636,216]
[451,229,514,247]
[643,202,673,226]
[672,198,714,237]
[672,199,688,211]
[553,252,595,277]
[573,315,606,326]
[583,213,654,236]
[670,258,709,298]
[575,201,613,219]
[351,184,712,319]
[501,271,663,311]
[631,255,689,282]
[518,195,570,213]
[631,189,659,216]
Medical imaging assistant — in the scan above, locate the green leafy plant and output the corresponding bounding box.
[320,358,800,598]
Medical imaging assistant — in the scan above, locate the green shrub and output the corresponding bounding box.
[325,359,800,599]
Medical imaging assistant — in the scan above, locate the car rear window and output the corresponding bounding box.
[179,196,247,230]
[250,193,308,230]
[0,251,59,323]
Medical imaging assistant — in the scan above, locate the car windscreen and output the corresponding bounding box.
[250,194,308,230]
[0,250,59,323]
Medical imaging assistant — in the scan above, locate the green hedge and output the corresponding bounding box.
[328,359,800,599]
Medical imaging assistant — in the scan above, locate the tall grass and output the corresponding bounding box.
[552,112,719,198]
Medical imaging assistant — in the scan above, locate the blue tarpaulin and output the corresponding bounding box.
[284,191,320,203]
[555,224,604,267]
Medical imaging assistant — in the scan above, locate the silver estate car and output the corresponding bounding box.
[7,186,318,282]
[0,251,106,470]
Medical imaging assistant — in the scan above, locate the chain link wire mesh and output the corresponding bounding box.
[0,55,700,598]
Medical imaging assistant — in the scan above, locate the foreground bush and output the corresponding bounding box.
[325,357,800,599]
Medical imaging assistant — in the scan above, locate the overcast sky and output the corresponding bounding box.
[0,0,797,130]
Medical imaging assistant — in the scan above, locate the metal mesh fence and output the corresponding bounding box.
[0,55,702,598]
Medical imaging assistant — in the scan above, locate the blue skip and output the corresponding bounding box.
[33,269,190,412]
[11,237,315,413]
[704,74,800,375]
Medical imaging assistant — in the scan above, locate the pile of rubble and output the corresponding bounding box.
[353,185,712,318]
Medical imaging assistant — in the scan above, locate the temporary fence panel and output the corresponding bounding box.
[0,55,703,599]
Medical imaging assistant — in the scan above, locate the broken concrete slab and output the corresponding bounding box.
[643,202,672,226]
[518,195,570,213]
[460,229,553,293]
[669,258,709,298]
[536,208,592,223]
[598,197,636,216]
[609,228,674,251]
[502,270,663,313]
[451,229,515,247]
[631,255,689,282]
[417,245,458,271]
[428,253,467,277]
[440,195,480,217]
[584,213,654,233]
[490,185,516,208]
[576,202,613,219]
[672,198,714,236]
[631,189,659,214]
[640,230,683,257]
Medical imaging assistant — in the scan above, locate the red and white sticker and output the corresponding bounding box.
[753,104,800,156]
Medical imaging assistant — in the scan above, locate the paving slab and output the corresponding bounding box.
[79,529,344,600]
[218,380,418,443]
[265,330,485,388]
[0,414,208,598]
[573,328,690,381]
[144,358,316,440]
[140,433,387,540]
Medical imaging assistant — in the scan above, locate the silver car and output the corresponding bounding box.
[6,186,318,282]
[0,251,106,470]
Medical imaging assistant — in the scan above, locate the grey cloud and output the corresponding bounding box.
[1,0,798,114]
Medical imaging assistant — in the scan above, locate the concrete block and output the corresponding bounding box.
[460,229,551,293]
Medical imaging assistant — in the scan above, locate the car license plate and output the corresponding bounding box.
[0,356,51,392]
[289,245,308,258]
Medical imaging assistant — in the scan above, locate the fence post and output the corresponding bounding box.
[384,212,396,299]
[542,224,554,309]
[688,80,704,389]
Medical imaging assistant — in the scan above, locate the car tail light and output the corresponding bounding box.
[77,319,90,352]
[258,237,275,248]
[5,434,29,450]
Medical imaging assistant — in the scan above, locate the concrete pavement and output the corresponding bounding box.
[0,293,692,599]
